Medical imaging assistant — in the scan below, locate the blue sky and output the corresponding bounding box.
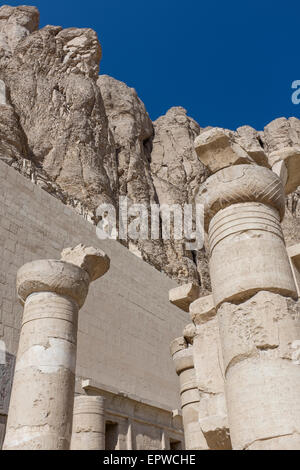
[5,0,300,130]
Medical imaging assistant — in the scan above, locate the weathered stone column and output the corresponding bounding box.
[189,296,231,450]
[287,244,300,296]
[3,244,110,450]
[70,395,105,450]
[196,163,300,450]
[170,337,208,450]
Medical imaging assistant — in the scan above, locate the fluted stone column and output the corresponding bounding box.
[3,244,110,450]
[189,296,231,450]
[170,337,208,450]
[70,396,105,450]
[197,164,300,450]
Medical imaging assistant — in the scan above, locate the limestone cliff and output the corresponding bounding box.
[0,5,299,291]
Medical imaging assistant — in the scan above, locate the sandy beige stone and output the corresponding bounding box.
[0,5,39,58]
[3,246,110,450]
[235,125,269,167]
[61,244,110,281]
[198,157,300,450]
[196,164,286,231]
[70,395,105,450]
[225,357,300,450]
[183,323,197,345]
[272,159,288,187]
[269,147,300,195]
[214,278,300,451]
[0,79,6,104]
[169,283,200,312]
[170,339,208,450]
[189,295,215,325]
[189,296,231,450]
[209,202,297,307]
[287,243,300,296]
[17,259,90,308]
[218,291,300,372]
[194,128,255,173]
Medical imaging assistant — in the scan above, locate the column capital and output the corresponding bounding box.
[17,259,90,307]
[196,165,285,231]
[61,244,110,281]
[170,338,194,375]
[17,245,110,308]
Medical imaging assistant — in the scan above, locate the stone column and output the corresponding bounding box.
[170,337,208,450]
[70,395,105,450]
[197,164,300,450]
[287,244,300,296]
[189,296,231,450]
[3,244,110,450]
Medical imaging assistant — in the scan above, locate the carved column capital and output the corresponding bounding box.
[196,165,285,231]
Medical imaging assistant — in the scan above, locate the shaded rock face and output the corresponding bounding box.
[0,5,300,290]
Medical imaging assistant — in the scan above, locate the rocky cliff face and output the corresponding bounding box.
[0,5,299,290]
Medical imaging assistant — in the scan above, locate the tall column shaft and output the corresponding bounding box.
[189,296,231,450]
[4,291,78,450]
[170,338,208,450]
[70,396,105,450]
[3,244,110,450]
[197,164,300,450]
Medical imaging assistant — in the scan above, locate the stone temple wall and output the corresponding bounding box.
[0,160,187,449]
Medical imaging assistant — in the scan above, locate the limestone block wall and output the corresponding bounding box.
[0,160,188,448]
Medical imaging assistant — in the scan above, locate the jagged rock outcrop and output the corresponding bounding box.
[98,75,155,205]
[1,6,117,209]
[0,5,39,63]
[264,117,300,154]
[98,78,204,285]
[235,125,268,166]
[0,100,28,165]
[151,107,206,205]
[0,4,300,290]
[151,107,210,289]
